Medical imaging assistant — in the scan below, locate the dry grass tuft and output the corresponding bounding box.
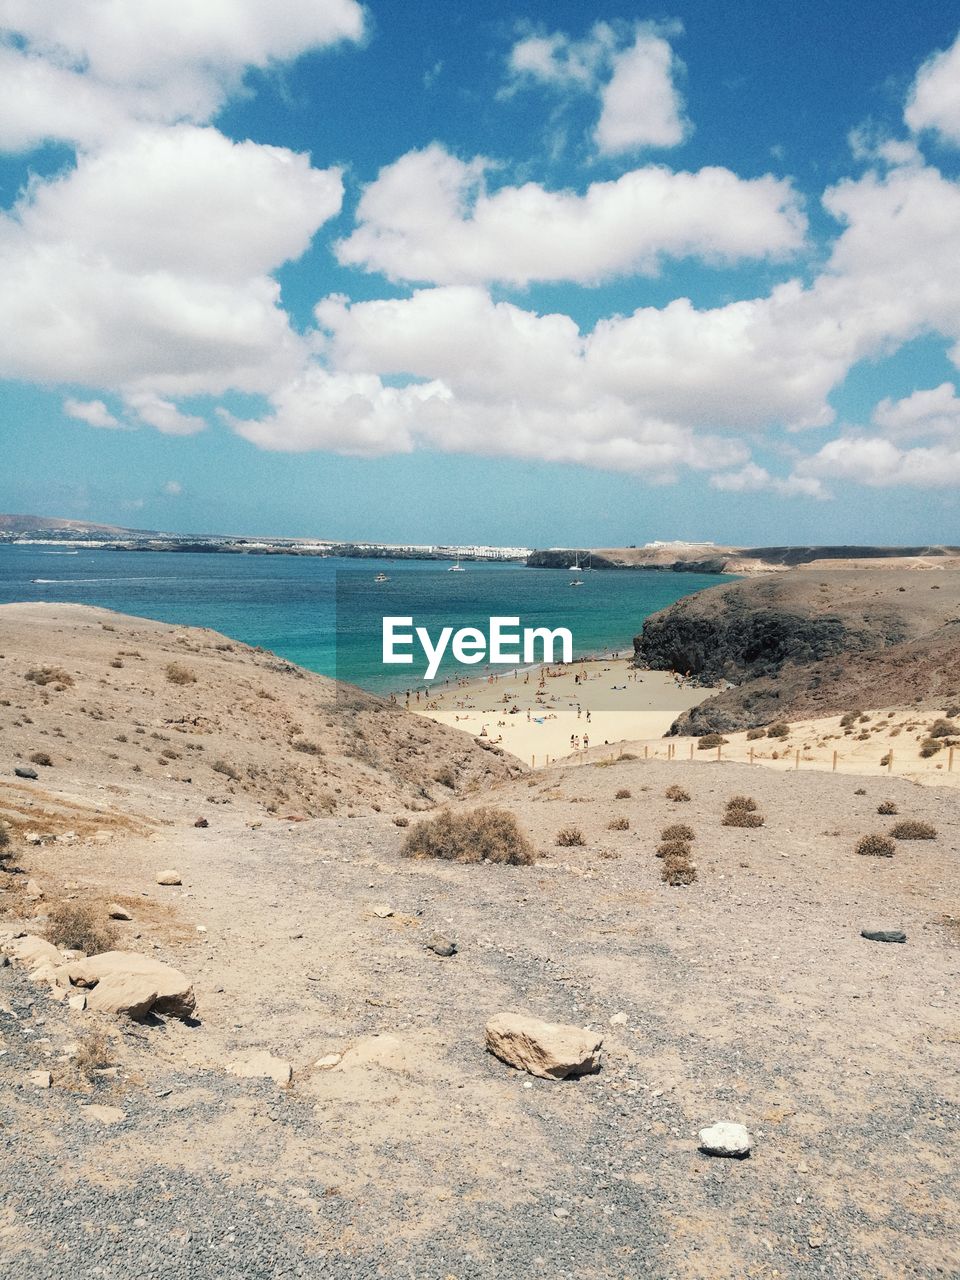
[44,901,117,955]
[665,784,690,802]
[722,809,764,828]
[165,662,197,686]
[661,852,697,886]
[746,727,766,740]
[697,733,728,749]
[726,795,757,812]
[856,833,896,858]
[614,788,632,799]
[929,718,958,738]
[401,807,534,865]
[656,839,691,860]
[877,800,898,815]
[73,1028,115,1080]
[661,823,694,842]
[890,819,937,840]
[607,816,630,831]
[766,722,790,739]
[25,666,74,688]
[556,824,586,847]
[29,751,53,767]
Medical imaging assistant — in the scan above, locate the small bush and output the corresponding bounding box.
[211,759,240,780]
[839,711,861,728]
[433,765,457,789]
[614,788,632,799]
[73,1028,115,1079]
[165,662,196,686]
[556,824,585,847]
[767,723,790,739]
[392,815,410,827]
[607,816,630,831]
[879,752,892,767]
[722,810,764,828]
[401,807,534,865]
[29,751,53,767]
[665,784,690,802]
[919,739,943,758]
[656,839,691,860]
[25,666,74,688]
[890,819,937,840]
[698,733,728,750]
[725,795,757,812]
[854,787,867,796]
[856,833,895,858]
[44,902,117,955]
[746,727,766,740]
[292,739,323,756]
[661,823,694,842]
[0,823,10,857]
[661,853,697,886]
[929,718,958,739]
[877,800,898,815]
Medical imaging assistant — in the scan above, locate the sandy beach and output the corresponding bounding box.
[410,656,716,765]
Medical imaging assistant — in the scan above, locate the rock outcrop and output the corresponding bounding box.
[485,1012,602,1080]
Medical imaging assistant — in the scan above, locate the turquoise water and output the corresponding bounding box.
[0,545,730,693]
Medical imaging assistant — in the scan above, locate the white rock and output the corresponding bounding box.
[227,1051,292,1086]
[485,1012,602,1081]
[107,904,132,921]
[155,870,182,886]
[57,952,196,1019]
[314,1053,342,1070]
[5,935,61,967]
[372,904,394,918]
[80,1104,125,1125]
[698,1122,752,1158]
[68,994,87,1012]
[609,1011,628,1026]
[25,878,44,899]
[29,1070,52,1089]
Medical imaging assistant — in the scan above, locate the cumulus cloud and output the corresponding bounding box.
[0,126,343,397]
[506,22,687,155]
[796,435,960,489]
[124,392,206,437]
[709,462,825,499]
[905,31,960,147]
[163,481,183,496]
[336,144,806,286]
[63,397,120,429]
[872,382,960,439]
[0,0,366,150]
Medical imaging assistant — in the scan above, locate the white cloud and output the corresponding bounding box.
[872,382,960,440]
[0,0,366,150]
[709,462,825,498]
[163,480,183,496]
[124,391,206,436]
[63,397,120,429]
[505,22,686,155]
[595,32,688,153]
[905,31,960,146]
[0,126,343,398]
[796,435,960,489]
[336,144,805,286]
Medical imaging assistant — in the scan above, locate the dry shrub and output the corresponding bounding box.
[211,759,240,780]
[697,733,728,750]
[919,739,943,758]
[746,727,766,740]
[662,823,695,842]
[929,718,958,738]
[556,824,585,847]
[292,739,323,756]
[433,765,457,789]
[402,807,534,865]
[165,662,196,686]
[25,666,74,688]
[877,800,898,815]
[767,722,790,739]
[839,711,860,728]
[726,795,757,812]
[665,784,690,802]
[607,816,630,831]
[0,823,10,858]
[661,853,697,886]
[890,819,937,840]
[44,901,117,955]
[723,809,764,828]
[879,752,892,767]
[29,751,53,767]
[854,787,867,796]
[73,1028,115,1080]
[656,839,691,859]
[856,833,895,858]
[614,788,632,799]
[392,815,410,827]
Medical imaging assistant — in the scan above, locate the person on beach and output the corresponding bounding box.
[583,734,589,750]
[586,710,591,723]
[570,734,575,749]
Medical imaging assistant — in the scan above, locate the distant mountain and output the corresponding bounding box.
[0,512,149,537]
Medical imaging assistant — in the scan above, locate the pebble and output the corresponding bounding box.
[609,1011,628,1026]
[698,1122,752,1158]
[426,937,457,957]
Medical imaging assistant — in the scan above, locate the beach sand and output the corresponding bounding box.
[410,656,715,766]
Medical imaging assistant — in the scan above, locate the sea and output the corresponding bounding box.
[0,544,731,694]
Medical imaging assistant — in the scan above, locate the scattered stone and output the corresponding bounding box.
[67,994,87,1012]
[86,974,159,1018]
[485,1012,603,1080]
[4,935,61,968]
[553,1207,570,1220]
[194,818,209,828]
[14,767,38,780]
[56,952,196,1019]
[698,1122,752,1158]
[156,870,182,886]
[107,904,132,921]
[227,1051,292,1086]
[609,1011,628,1026]
[80,1104,125,1125]
[91,832,111,845]
[314,1053,342,1070]
[29,1070,52,1089]
[861,929,906,944]
[24,878,44,900]
[372,904,394,918]
[426,936,457,957]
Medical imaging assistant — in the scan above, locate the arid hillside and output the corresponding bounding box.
[633,572,960,734]
[0,603,523,832]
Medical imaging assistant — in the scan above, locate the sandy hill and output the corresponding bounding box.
[587,544,960,574]
[634,571,960,734]
[0,603,523,837]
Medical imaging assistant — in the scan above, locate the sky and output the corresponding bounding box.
[2,1,960,547]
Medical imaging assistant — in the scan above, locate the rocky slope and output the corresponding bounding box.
[633,572,960,734]
[0,603,523,828]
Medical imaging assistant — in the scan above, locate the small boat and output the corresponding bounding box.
[448,554,465,572]
[568,553,582,571]
[374,572,389,583]
[569,577,584,587]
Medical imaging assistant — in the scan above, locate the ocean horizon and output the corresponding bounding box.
[0,544,731,693]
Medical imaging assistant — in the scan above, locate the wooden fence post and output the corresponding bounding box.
[887,750,893,774]
[717,743,722,761]
[749,746,754,765]
[795,749,800,770]
[832,750,838,772]
[644,744,648,760]
[949,747,955,773]
[689,741,694,760]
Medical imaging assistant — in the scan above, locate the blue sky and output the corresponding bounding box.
[2,2,960,546]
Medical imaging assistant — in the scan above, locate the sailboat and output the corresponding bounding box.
[568,551,582,571]
[448,552,465,572]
